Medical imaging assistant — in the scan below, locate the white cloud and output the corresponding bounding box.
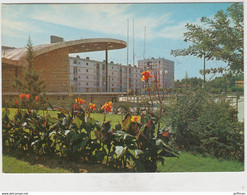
[1,17,45,38]
[30,4,176,39]
[2,4,204,41]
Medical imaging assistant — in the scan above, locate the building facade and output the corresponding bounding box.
[138,57,174,89]
[69,56,143,94]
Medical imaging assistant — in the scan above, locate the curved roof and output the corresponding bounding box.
[2,38,127,67]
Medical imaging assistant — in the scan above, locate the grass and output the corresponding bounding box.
[4,108,123,127]
[158,152,244,172]
[2,155,71,173]
[3,151,244,173]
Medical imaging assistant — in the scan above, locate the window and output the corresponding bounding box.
[86,69,88,72]
[86,76,89,79]
[78,69,80,72]
[73,60,77,64]
[79,76,80,79]
[86,83,88,86]
[86,63,88,66]
[78,62,80,65]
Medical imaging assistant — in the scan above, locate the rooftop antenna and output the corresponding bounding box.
[133,18,136,96]
[143,26,146,60]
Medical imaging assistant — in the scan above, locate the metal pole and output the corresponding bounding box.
[105,47,108,92]
[133,18,135,96]
[127,19,129,99]
[143,26,146,60]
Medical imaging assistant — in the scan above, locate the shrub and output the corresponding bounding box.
[164,89,244,161]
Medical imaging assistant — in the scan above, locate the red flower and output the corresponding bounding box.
[19,94,27,99]
[76,98,85,105]
[141,70,153,82]
[26,93,31,99]
[162,130,170,138]
[89,103,96,110]
[35,96,39,101]
[101,101,112,113]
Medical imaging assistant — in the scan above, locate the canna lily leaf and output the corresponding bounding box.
[122,113,132,131]
[31,140,39,146]
[53,106,69,115]
[115,146,127,158]
[49,131,56,137]
[115,123,122,131]
[80,138,89,149]
[62,130,71,136]
[135,149,144,157]
[73,116,83,129]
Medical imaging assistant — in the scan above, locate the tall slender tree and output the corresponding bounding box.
[15,37,45,97]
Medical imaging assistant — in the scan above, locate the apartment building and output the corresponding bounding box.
[70,56,174,94]
[138,57,174,88]
[69,56,143,94]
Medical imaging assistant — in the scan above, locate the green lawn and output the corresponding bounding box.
[158,152,244,172]
[3,152,244,173]
[2,155,71,173]
[4,108,123,126]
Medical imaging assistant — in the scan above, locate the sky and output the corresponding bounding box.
[1,2,234,80]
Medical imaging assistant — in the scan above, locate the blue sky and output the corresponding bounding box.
[1,2,234,80]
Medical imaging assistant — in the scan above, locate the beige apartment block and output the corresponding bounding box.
[138,57,174,89]
[69,56,143,94]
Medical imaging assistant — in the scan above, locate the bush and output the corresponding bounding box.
[164,89,244,161]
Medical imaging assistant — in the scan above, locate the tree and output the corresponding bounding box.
[171,3,243,80]
[15,37,45,97]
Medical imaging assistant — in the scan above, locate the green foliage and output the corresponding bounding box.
[15,37,45,97]
[171,3,243,75]
[164,89,244,161]
[2,102,178,172]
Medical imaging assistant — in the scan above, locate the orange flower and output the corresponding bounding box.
[35,96,39,101]
[131,116,141,123]
[101,101,112,113]
[89,103,96,110]
[141,70,153,82]
[26,93,31,99]
[76,98,85,105]
[19,94,27,99]
[162,130,170,138]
